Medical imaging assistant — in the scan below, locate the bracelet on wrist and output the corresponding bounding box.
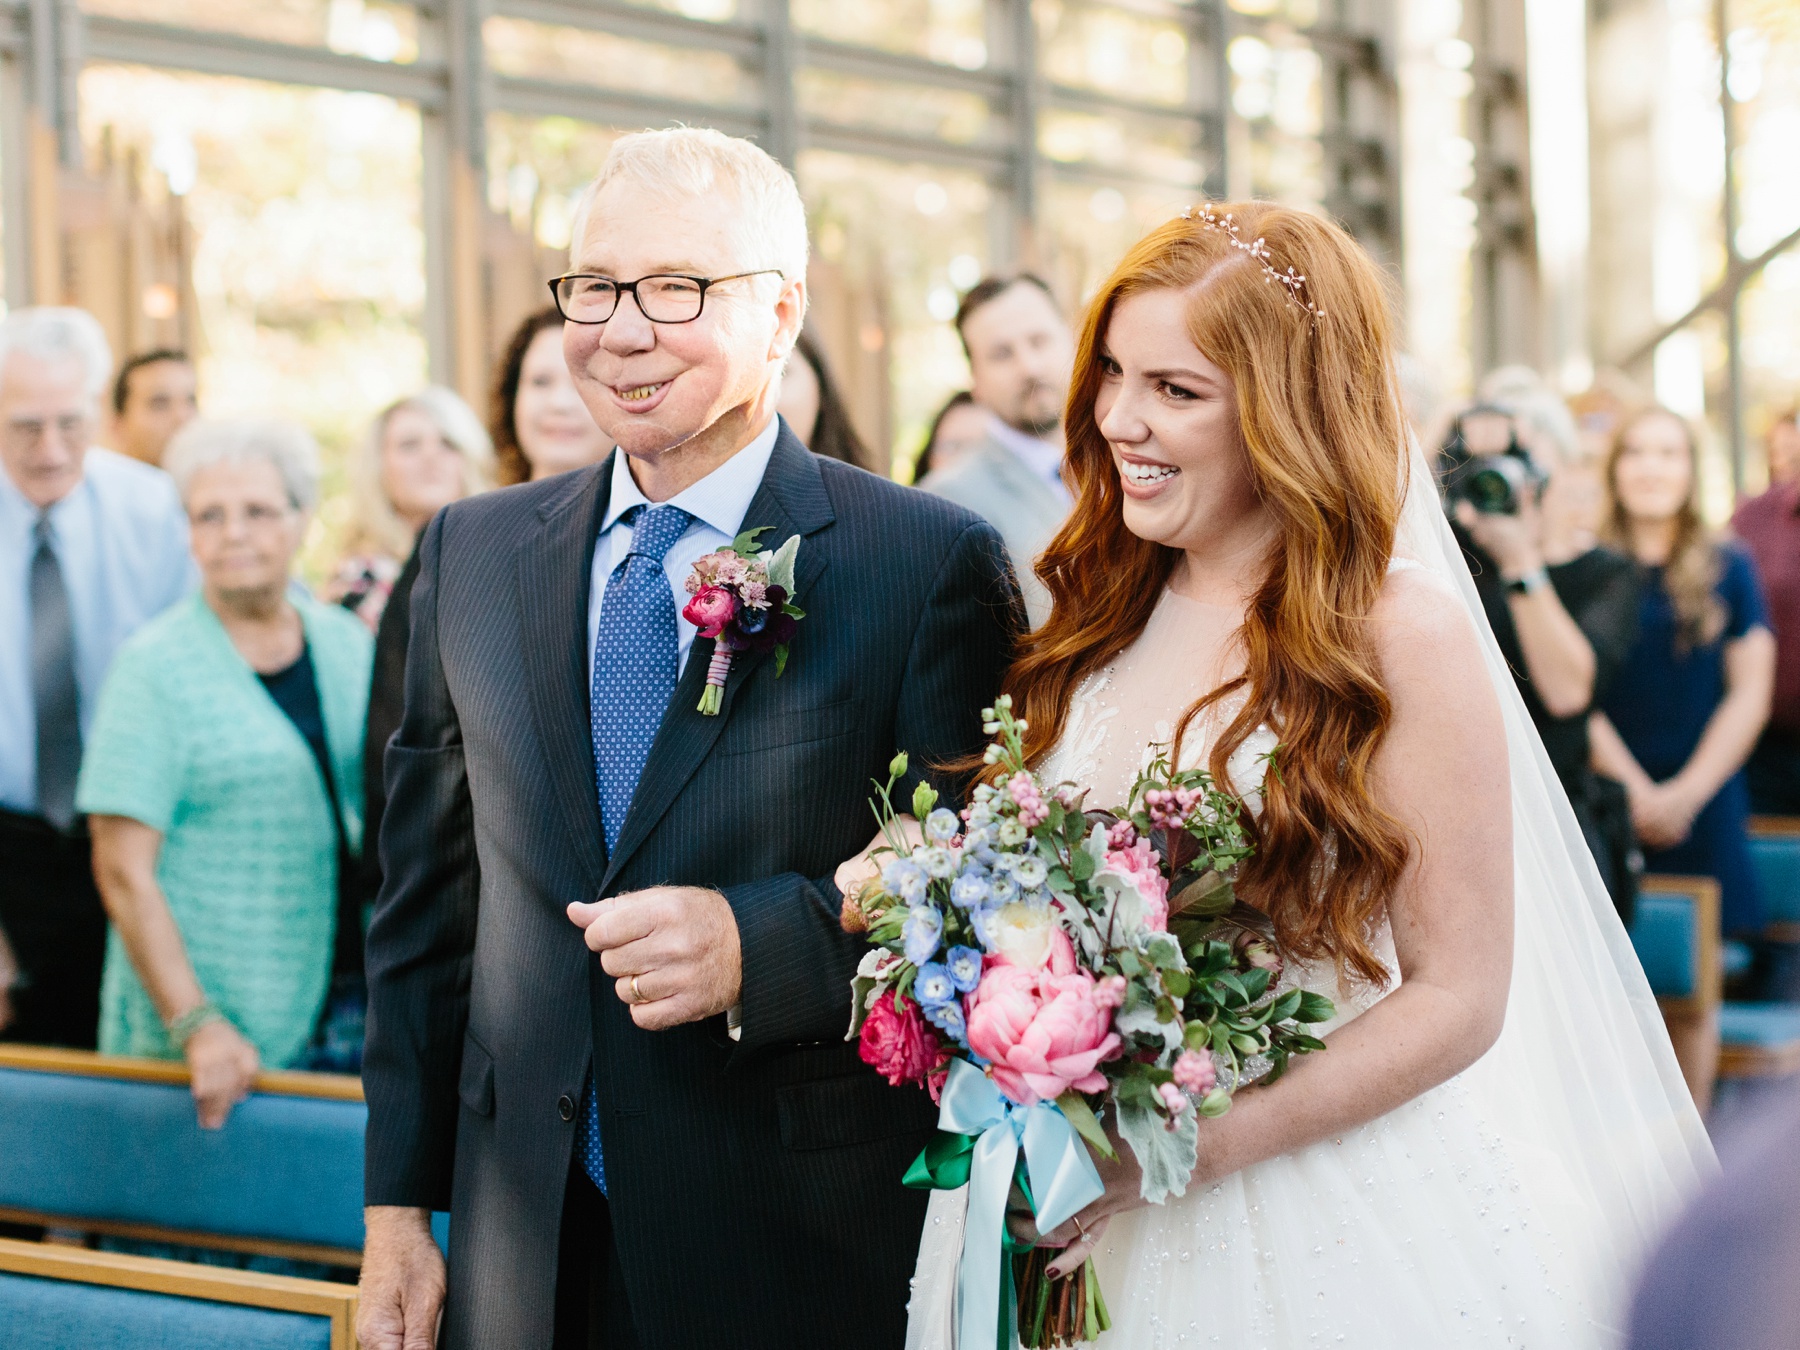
[166,1001,225,1049]
[1504,565,1550,597]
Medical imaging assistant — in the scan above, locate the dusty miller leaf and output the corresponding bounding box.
[1117,1099,1199,1205]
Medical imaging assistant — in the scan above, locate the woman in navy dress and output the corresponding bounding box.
[1593,406,1776,940]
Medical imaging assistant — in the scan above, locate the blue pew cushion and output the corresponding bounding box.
[1719,1003,1800,1048]
[0,1270,332,1349]
[1630,893,1699,1000]
[1749,835,1800,927]
[0,1069,365,1250]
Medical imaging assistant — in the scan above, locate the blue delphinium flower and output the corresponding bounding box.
[969,901,1000,951]
[884,858,928,905]
[903,905,944,965]
[923,998,968,1045]
[924,807,961,843]
[914,961,957,1007]
[1012,855,1048,890]
[988,876,1019,906]
[950,873,992,910]
[945,945,983,993]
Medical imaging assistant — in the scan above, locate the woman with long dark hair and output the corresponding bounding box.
[488,306,610,486]
[870,205,1710,1346]
[777,331,874,469]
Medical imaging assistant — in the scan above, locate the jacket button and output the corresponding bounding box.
[557,1094,575,1122]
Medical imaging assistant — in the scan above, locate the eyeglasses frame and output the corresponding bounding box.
[547,269,786,325]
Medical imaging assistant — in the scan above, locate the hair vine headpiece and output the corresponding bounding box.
[1179,203,1325,326]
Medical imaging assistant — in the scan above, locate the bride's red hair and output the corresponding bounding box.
[1011,203,1411,988]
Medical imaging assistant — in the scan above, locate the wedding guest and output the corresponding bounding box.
[1449,399,1643,919]
[912,390,985,483]
[490,306,611,486]
[325,388,494,631]
[349,392,494,1038]
[777,332,874,469]
[0,307,191,1048]
[79,419,371,1127]
[1594,407,1775,936]
[1733,406,1800,813]
[920,274,1075,626]
[109,349,198,468]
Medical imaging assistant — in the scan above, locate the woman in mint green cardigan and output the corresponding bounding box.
[78,420,372,1127]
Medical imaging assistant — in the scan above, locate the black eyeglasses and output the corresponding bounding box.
[548,270,785,325]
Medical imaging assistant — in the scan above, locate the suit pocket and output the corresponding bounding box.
[713,697,861,757]
[776,1071,933,1151]
[458,1031,495,1117]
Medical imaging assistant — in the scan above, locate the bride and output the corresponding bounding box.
[854,204,1714,1346]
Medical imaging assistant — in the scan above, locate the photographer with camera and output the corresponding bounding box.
[1444,399,1644,921]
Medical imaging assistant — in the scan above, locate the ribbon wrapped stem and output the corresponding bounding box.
[697,642,734,716]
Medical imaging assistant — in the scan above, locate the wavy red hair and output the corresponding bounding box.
[1010,203,1412,988]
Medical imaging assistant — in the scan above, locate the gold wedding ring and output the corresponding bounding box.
[630,975,645,1004]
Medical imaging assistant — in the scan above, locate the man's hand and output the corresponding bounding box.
[184,1019,260,1130]
[567,886,742,1031]
[357,1206,446,1350]
[834,816,924,898]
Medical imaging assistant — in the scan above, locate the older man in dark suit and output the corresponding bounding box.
[356,127,1019,1350]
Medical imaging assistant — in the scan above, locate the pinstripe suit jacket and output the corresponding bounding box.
[362,427,1021,1349]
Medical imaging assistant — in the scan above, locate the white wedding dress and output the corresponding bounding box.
[905,456,1716,1348]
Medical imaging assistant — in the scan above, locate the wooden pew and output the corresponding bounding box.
[0,1235,359,1348]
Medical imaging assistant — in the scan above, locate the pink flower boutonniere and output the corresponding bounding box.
[681,527,804,716]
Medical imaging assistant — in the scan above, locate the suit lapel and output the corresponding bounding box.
[600,427,834,895]
[517,461,613,890]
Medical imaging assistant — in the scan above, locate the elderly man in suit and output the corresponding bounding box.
[356,127,1019,1350]
[919,274,1075,626]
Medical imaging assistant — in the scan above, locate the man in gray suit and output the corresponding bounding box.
[919,274,1074,626]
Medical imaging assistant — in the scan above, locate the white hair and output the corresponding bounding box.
[0,307,113,406]
[164,419,322,513]
[569,127,809,288]
[348,385,495,558]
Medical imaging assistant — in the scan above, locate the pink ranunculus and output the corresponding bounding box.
[966,957,1122,1106]
[682,584,737,639]
[858,989,943,1088]
[1104,837,1170,931]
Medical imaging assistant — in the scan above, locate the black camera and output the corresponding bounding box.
[1439,406,1545,516]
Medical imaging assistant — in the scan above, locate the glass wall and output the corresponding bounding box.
[2,0,1401,489]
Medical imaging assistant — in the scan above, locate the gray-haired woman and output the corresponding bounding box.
[77,419,372,1125]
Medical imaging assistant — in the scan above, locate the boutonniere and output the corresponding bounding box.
[681,527,805,716]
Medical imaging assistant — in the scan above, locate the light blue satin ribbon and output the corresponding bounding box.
[937,1059,1106,1349]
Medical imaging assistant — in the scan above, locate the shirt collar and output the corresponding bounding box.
[601,415,782,540]
[985,412,1063,485]
[0,453,89,533]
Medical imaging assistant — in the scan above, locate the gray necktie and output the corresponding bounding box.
[31,515,81,831]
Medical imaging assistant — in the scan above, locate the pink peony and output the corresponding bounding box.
[966,947,1122,1106]
[1172,1049,1216,1095]
[682,585,737,639]
[858,990,944,1089]
[1103,837,1170,931]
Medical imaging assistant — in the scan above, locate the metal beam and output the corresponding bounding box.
[489,71,764,139]
[803,119,1010,174]
[803,35,1009,99]
[494,0,761,61]
[81,16,449,108]
[1613,222,1800,371]
[761,0,798,167]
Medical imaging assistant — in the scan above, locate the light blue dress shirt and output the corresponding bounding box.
[586,416,781,688]
[0,448,194,816]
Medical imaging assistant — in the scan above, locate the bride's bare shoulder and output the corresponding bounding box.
[1367,562,1491,706]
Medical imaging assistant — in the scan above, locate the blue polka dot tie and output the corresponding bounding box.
[578,502,693,1194]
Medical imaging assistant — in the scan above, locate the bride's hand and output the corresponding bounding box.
[1009,1125,1149,1278]
[832,816,923,898]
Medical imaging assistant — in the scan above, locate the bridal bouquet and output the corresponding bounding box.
[842,697,1335,1349]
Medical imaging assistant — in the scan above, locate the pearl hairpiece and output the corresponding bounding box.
[1179,203,1325,326]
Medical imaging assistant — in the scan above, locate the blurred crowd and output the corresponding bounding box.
[1,279,1796,1124]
